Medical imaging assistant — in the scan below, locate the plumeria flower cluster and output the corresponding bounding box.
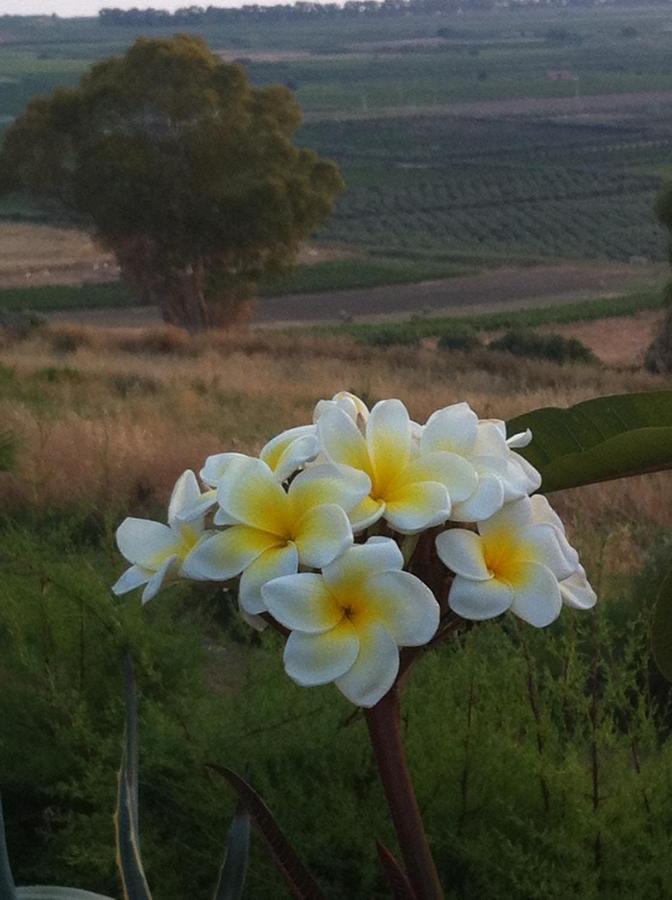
[113,392,596,708]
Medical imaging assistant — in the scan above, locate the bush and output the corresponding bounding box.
[437,325,482,353]
[488,329,598,365]
[644,305,672,374]
[358,324,421,347]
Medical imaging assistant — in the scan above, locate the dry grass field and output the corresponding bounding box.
[1,324,670,561]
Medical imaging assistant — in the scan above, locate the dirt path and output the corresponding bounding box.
[44,261,665,329]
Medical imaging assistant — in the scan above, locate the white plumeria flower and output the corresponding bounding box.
[318,399,477,534]
[112,470,207,604]
[435,496,581,628]
[262,538,440,708]
[182,456,370,615]
[421,403,541,523]
[528,495,596,609]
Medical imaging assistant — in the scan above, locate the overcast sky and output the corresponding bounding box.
[0,0,278,16]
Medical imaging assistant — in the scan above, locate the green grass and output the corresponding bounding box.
[328,288,665,344]
[260,255,476,295]
[0,281,135,313]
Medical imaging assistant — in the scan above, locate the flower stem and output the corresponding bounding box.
[364,685,444,900]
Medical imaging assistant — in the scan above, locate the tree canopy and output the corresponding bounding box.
[0,35,344,329]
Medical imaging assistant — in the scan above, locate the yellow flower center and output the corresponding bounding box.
[483,530,531,586]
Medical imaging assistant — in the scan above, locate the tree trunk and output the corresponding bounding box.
[110,236,251,332]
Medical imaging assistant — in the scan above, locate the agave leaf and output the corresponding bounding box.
[212,803,250,900]
[114,654,152,900]
[376,840,416,900]
[0,795,17,900]
[507,390,672,492]
[209,766,325,900]
[652,571,672,682]
[16,888,114,899]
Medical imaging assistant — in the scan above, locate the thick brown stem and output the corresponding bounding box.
[365,685,444,900]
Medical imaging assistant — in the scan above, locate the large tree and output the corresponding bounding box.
[0,35,343,330]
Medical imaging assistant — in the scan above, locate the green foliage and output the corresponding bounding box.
[0,283,135,315]
[488,329,598,365]
[333,288,663,345]
[651,570,672,683]
[2,517,672,899]
[0,429,16,472]
[436,325,482,353]
[508,391,672,492]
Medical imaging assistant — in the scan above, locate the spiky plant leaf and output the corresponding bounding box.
[376,840,416,900]
[212,804,250,900]
[114,654,152,900]
[0,795,17,900]
[209,766,324,900]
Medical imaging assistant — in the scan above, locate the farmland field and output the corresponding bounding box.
[1,3,672,309]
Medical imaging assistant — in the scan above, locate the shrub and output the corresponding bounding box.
[488,330,598,365]
[437,325,482,353]
[358,324,421,348]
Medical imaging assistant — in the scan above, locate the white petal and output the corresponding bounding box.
[216,455,288,535]
[435,529,490,580]
[260,426,319,481]
[518,523,578,581]
[317,406,371,474]
[168,470,202,526]
[560,567,597,610]
[349,495,386,532]
[141,555,179,604]
[478,497,534,538]
[510,561,562,628]
[322,538,404,596]
[507,428,533,449]
[530,494,566,530]
[200,452,248,488]
[449,575,513,621]
[365,570,439,646]
[384,481,451,534]
[116,518,176,567]
[284,621,359,686]
[181,526,282,581]
[511,452,542,494]
[178,488,219,522]
[473,421,510,457]
[263,572,342,633]
[335,622,399,708]
[367,400,411,490]
[451,474,505,523]
[239,544,299,615]
[394,452,477,503]
[112,564,152,596]
[421,403,478,457]
[288,463,371,516]
[293,503,353,569]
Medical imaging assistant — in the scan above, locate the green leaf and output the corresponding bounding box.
[114,654,152,900]
[507,391,672,492]
[0,796,17,900]
[212,804,250,900]
[16,888,114,899]
[209,766,325,900]
[652,571,672,682]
